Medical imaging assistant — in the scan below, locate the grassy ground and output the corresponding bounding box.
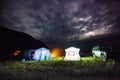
[0,56,120,80]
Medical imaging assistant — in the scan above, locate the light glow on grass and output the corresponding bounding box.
[0,56,115,69]
[52,57,64,61]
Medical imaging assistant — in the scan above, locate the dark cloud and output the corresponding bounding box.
[0,0,120,48]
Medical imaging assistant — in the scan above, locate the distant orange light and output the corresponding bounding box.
[51,47,64,57]
[13,51,21,56]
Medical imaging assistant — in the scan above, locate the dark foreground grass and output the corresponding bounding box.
[0,57,120,80]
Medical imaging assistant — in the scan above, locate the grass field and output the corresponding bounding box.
[0,56,120,80]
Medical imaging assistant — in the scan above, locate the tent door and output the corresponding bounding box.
[44,55,47,60]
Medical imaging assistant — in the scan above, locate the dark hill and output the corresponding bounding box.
[0,26,47,61]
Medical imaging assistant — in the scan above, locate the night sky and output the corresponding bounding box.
[0,0,120,49]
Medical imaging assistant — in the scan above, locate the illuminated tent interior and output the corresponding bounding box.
[64,47,80,61]
[33,47,52,61]
[51,47,65,57]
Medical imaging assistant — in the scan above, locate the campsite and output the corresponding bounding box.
[0,44,120,80]
[0,0,120,80]
[0,56,120,80]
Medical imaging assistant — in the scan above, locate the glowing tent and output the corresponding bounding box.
[33,47,52,61]
[64,47,80,61]
[23,49,35,60]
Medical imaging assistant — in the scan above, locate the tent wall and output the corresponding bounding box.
[33,48,52,61]
[64,47,80,61]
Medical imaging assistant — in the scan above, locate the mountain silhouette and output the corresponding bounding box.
[0,26,47,61]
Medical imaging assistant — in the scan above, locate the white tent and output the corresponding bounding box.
[64,47,80,61]
[33,47,52,61]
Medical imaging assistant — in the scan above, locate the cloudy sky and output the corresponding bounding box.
[0,0,120,48]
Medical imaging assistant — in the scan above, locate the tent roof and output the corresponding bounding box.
[65,47,80,52]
